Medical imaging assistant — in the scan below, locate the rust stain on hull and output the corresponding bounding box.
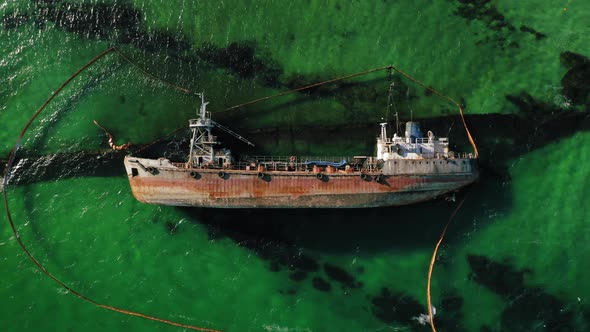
[128,168,477,208]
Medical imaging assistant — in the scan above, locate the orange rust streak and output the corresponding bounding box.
[128,170,475,208]
[133,174,411,198]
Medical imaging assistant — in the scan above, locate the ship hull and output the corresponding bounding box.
[124,157,478,208]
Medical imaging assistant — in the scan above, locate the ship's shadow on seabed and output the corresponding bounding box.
[178,172,503,255]
[177,170,590,331]
[176,173,509,331]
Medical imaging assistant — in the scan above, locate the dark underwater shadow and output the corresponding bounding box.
[173,107,590,257]
[8,109,587,259]
[6,98,588,261]
[177,174,500,256]
[181,199,455,253]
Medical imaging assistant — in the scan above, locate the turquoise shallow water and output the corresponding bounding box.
[2,1,590,331]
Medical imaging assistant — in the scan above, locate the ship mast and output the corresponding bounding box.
[188,93,254,167]
[188,93,217,166]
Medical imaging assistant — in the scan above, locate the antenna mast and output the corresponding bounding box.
[395,111,399,136]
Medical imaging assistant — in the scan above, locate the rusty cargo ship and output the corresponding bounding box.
[123,93,478,208]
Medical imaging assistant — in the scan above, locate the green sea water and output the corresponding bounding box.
[1,1,590,331]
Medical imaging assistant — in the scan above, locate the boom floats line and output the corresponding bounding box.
[133,63,480,157]
[2,47,220,332]
[387,64,479,158]
[93,120,132,151]
[426,191,471,332]
[220,65,479,157]
[3,47,479,331]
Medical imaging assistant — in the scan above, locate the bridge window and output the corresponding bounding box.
[131,168,138,177]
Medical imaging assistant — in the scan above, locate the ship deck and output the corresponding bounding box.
[124,155,478,208]
[167,153,477,174]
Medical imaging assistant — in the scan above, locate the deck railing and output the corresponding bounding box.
[169,152,476,172]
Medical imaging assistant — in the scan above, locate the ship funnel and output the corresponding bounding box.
[405,121,423,142]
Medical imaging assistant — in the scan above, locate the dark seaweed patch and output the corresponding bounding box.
[467,254,582,330]
[196,42,283,86]
[2,11,30,29]
[370,288,426,325]
[454,0,513,32]
[36,2,192,56]
[3,150,126,186]
[196,42,259,78]
[467,254,528,296]
[279,72,412,120]
[453,0,545,49]
[42,2,142,39]
[269,261,281,272]
[289,253,320,272]
[520,25,547,40]
[505,92,558,114]
[2,2,185,67]
[289,271,307,282]
[435,291,467,332]
[501,287,576,331]
[312,277,331,292]
[128,29,191,54]
[323,263,362,289]
[16,1,289,93]
[560,51,588,68]
[560,51,590,106]
[507,51,590,109]
[195,215,321,276]
[17,1,397,111]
